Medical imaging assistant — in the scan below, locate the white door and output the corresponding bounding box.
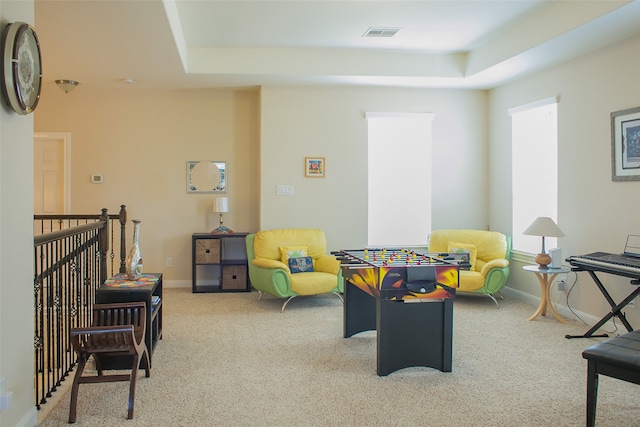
[34,132,71,233]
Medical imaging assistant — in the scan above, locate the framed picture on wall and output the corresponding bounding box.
[187,161,226,192]
[305,157,325,178]
[611,106,640,181]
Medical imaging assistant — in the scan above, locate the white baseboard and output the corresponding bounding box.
[163,279,191,288]
[17,406,37,427]
[501,286,620,334]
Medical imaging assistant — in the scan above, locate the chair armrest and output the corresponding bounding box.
[249,260,294,297]
[252,257,290,272]
[71,325,134,335]
[479,259,509,276]
[315,255,340,274]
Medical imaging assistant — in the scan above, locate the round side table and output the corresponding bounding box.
[522,265,570,323]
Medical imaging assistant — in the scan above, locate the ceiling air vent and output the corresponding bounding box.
[363,27,401,38]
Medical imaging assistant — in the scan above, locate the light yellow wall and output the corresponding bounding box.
[489,33,640,328]
[36,83,488,280]
[35,85,261,286]
[260,85,490,251]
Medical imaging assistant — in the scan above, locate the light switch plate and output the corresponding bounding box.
[276,185,294,196]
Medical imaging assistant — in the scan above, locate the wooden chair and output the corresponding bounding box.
[68,302,150,423]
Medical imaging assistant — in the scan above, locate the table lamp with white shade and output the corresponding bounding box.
[211,196,233,234]
[523,216,564,268]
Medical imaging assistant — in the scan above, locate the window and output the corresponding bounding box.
[366,112,434,247]
[510,97,558,253]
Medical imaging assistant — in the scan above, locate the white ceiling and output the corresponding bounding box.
[34,0,640,91]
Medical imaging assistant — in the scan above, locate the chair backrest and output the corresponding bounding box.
[252,228,327,261]
[246,233,257,262]
[93,302,146,339]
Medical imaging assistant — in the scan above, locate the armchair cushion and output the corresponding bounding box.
[459,270,486,291]
[290,272,339,295]
[288,256,314,273]
[448,242,478,270]
[314,255,340,275]
[252,257,288,270]
[480,258,509,275]
[280,246,308,264]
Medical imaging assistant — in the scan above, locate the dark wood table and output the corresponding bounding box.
[96,273,163,367]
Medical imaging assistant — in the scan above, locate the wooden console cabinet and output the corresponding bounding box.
[192,233,249,293]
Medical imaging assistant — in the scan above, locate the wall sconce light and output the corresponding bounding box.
[55,79,79,94]
[211,197,233,234]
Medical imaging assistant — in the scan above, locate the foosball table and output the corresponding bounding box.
[336,248,461,376]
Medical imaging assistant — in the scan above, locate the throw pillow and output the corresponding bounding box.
[288,256,314,273]
[447,242,478,271]
[280,246,308,265]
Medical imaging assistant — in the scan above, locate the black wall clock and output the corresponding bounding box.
[2,21,42,115]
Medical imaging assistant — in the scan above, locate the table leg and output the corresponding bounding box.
[377,298,453,376]
[343,280,376,338]
[528,272,566,323]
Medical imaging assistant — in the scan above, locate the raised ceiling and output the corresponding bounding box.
[34,0,640,91]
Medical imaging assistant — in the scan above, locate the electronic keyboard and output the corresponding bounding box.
[567,252,640,278]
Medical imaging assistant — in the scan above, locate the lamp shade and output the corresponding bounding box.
[213,197,229,213]
[523,217,564,237]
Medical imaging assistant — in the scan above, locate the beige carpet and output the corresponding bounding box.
[38,288,639,426]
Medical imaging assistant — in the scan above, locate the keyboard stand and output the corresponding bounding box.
[565,270,640,339]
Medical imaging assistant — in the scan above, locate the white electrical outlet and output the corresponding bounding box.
[166,257,173,267]
[557,279,566,292]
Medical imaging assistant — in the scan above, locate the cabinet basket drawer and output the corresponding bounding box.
[195,239,220,264]
[222,266,247,290]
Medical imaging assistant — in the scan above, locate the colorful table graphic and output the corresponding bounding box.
[104,273,160,288]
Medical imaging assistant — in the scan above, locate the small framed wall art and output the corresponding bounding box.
[304,157,325,178]
[611,106,640,181]
[187,161,226,193]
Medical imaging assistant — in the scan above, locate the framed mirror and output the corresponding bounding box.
[187,161,226,193]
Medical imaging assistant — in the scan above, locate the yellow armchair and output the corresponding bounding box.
[428,229,511,308]
[246,229,343,311]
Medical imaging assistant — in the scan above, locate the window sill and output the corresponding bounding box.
[510,250,537,264]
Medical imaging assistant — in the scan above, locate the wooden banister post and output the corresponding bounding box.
[99,208,109,284]
[119,205,128,273]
